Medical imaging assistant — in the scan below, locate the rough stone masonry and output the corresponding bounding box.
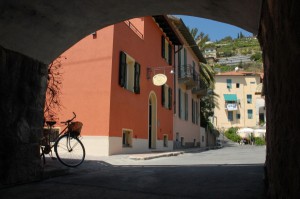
[258,0,300,198]
[0,46,48,187]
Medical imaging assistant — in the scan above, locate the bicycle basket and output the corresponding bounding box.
[68,122,83,137]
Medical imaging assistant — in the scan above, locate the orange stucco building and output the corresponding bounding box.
[57,16,181,156]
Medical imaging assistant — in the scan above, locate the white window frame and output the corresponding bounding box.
[122,129,133,147]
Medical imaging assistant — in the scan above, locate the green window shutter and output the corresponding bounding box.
[168,87,172,110]
[192,99,194,123]
[134,62,140,94]
[168,44,172,65]
[119,51,127,87]
[161,84,165,107]
[226,79,232,89]
[178,49,181,78]
[185,93,188,120]
[183,48,187,75]
[196,101,199,125]
[184,48,187,66]
[161,36,165,59]
[179,89,182,118]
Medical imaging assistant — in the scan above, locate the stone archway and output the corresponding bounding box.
[0,0,300,197]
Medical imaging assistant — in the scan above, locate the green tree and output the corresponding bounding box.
[187,27,210,50]
[188,28,218,128]
[250,52,262,62]
[199,63,219,127]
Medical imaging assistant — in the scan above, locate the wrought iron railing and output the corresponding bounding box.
[192,76,208,97]
[124,20,144,39]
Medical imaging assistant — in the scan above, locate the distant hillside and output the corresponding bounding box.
[207,36,263,73]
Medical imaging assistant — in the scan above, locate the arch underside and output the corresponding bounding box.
[0,0,262,64]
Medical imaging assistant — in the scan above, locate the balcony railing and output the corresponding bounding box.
[192,78,207,98]
[178,64,198,89]
[124,20,144,39]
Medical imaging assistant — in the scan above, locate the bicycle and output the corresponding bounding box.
[40,112,85,167]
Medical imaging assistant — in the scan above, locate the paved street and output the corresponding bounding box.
[1,145,266,199]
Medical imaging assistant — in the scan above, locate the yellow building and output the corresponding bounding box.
[213,71,264,130]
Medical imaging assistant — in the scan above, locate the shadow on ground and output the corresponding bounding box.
[1,158,266,199]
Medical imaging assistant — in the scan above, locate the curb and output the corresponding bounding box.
[129,151,184,160]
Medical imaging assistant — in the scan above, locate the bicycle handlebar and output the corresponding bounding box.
[60,112,76,124]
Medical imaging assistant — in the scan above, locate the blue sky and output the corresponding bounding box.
[177,15,253,42]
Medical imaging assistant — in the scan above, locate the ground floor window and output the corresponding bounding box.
[181,137,185,146]
[163,134,168,147]
[122,129,133,147]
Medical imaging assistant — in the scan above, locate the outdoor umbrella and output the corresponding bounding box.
[237,128,254,138]
[253,128,266,137]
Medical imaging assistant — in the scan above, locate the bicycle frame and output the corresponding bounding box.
[40,112,79,162]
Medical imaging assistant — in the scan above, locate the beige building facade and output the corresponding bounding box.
[213,71,264,130]
[168,16,208,148]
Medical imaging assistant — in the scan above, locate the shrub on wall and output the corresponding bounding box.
[225,127,241,142]
[254,137,266,145]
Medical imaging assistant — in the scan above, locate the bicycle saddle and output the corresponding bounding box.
[46,121,56,126]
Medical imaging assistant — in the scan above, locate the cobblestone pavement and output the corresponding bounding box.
[1,145,267,199]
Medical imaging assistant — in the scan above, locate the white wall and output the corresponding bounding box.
[81,136,173,157]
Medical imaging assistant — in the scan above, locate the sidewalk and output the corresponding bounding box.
[128,146,221,160]
[41,146,222,180]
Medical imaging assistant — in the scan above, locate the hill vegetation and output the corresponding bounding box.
[205,34,263,73]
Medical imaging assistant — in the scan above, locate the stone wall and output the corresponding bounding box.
[0,46,47,187]
[258,0,300,198]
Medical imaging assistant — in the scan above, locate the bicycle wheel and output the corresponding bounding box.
[54,134,85,167]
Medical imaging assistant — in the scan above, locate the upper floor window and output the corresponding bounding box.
[161,36,172,65]
[192,99,199,124]
[183,48,187,66]
[227,79,232,89]
[119,51,140,94]
[236,83,240,88]
[178,89,187,120]
[247,94,252,104]
[184,93,188,121]
[162,84,172,110]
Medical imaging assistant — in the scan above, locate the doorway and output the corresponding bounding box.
[148,92,157,149]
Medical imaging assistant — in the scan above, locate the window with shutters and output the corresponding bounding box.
[247,94,252,104]
[192,99,195,124]
[163,134,168,147]
[178,89,188,120]
[196,101,199,125]
[161,36,172,65]
[162,84,172,110]
[192,99,198,124]
[178,89,182,119]
[184,93,188,121]
[227,79,232,89]
[228,111,233,121]
[119,51,140,94]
